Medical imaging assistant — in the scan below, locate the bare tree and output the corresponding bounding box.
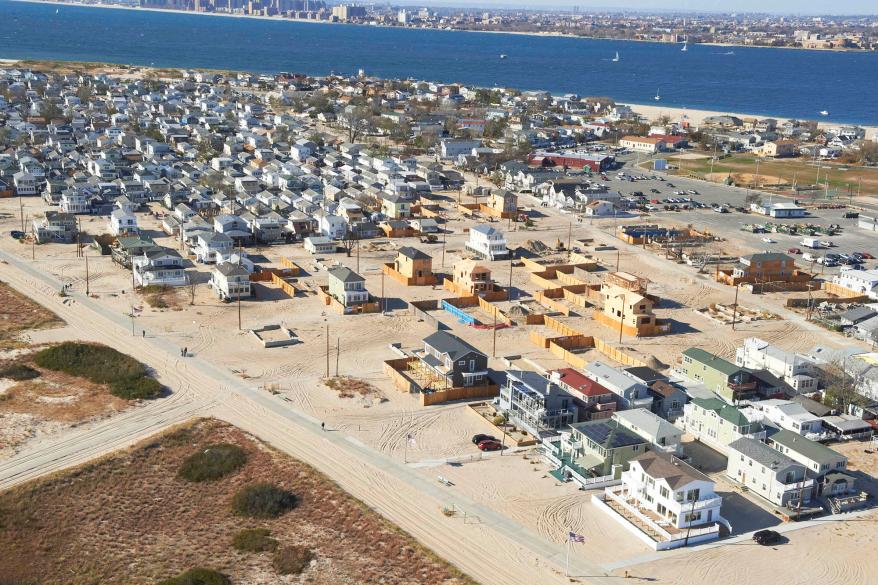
[340,229,359,257]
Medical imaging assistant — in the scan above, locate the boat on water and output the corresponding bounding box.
[499,54,507,59]
[612,51,620,62]
[820,110,830,116]
[681,41,688,52]
[724,50,735,55]
[654,88,661,101]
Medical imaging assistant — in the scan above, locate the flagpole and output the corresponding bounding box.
[565,534,570,577]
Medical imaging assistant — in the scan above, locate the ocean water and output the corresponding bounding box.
[1,0,877,124]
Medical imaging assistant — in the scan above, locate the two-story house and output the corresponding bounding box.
[108,208,139,237]
[210,263,252,301]
[735,338,818,394]
[726,437,813,509]
[679,348,759,404]
[327,266,369,307]
[583,361,653,410]
[194,232,233,263]
[133,247,187,287]
[595,272,669,338]
[766,430,850,497]
[414,330,489,389]
[679,397,767,455]
[392,247,436,286]
[561,418,649,478]
[32,211,77,243]
[380,194,412,219]
[550,367,617,421]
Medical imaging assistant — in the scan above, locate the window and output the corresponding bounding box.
[659,486,669,499]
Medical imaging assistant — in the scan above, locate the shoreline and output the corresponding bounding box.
[14,0,878,55]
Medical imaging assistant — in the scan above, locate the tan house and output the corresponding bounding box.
[452,260,494,295]
[759,140,798,158]
[717,252,810,287]
[594,272,669,337]
[385,246,437,286]
[381,195,412,219]
[483,190,518,218]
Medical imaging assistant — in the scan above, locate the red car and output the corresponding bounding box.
[477,440,503,451]
[860,252,875,260]
[788,247,802,255]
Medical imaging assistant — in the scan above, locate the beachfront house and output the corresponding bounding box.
[498,370,578,437]
[679,397,767,455]
[560,418,648,478]
[327,266,369,308]
[726,437,813,509]
[210,263,252,301]
[132,247,187,288]
[414,330,489,389]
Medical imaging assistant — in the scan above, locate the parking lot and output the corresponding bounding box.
[594,153,878,273]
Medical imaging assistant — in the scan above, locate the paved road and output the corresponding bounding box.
[0,248,610,585]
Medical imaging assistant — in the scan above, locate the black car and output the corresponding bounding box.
[10,230,25,239]
[472,434,498,445]
[753,530,782,546]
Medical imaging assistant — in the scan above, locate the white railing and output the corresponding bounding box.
[676,495,724,513]
[605,486,673,541]
[607,487,720,543]
[569,467,617,488]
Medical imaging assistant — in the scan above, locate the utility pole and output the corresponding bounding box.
[616,249,620,272]
[492,310,497,358]
[731,283,740,330]
[325,324,330,378]
[508,255,514,301]
[85,252,90,296]
[567,220,572,259]
[335,337,340,377]
[355,237,360,273]
[381,270,385,314]
[617,293,625,344]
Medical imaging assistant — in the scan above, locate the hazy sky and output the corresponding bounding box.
[401,0,878,15]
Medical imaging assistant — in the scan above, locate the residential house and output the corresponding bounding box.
[414,330,489,389]
[596,272,668,337]
[648,380,689,422]
[451,260,495,295]
[108,208,139,237]
[550,367,618,421]
[735,338,819,394]
[304,235,336,255]
[392,247,436,285]
[381,194,412,219]
[194,232,233,263]
[465,224,508,260]
[561,418,649,477]
[680,348,760,403]
[839,306,877,327]
[831,267,878,300]
[111,235,156,268]
[755,399,824,438]
[498,370,578,437]
[613,409,683,455]
[680,397,767,455]
[210,263,251,301]
[726,437,813,509]
[766,429,850,497]
[719,252,806,287]
[327,266,369,307]
[611,451,723,541]
[12,171,36,196]
[32,211,77,243]
[759,140,798,158]
[484,190,518,217]
[584,361,653,410]
[132,247,187,287]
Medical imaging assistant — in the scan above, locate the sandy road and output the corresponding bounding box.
[0,249,614,585]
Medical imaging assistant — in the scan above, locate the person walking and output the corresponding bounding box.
[321,422,325,432]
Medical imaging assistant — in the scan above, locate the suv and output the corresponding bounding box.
[472,434,497,445]
[753,530,782,546]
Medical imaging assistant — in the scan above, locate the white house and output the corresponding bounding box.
[465,224,508,260]
[584,200,616,216]
[679,397,767,455]
[133,248,188,287]
[596,451,724,550]
[108,209,139,237]
[584,361,653,410]
[612,409,683,455]
[194,232,233,263]
[734,337,819,394]
[12,171,36,196]
[726,437,813,509]
[210,263,251,301]
[60,189,90,214]
[831,267,878,300]
[754,399,824,438]
[304,235,336,255]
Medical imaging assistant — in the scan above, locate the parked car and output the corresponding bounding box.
[10,230,25,239]
[477,440,503,451]
[788,247,802,255]
[753,530,782,546]
[471,434,497,445]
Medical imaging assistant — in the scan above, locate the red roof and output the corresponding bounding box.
[552,368,612,398]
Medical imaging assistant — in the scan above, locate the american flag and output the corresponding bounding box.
[568,531,585,543]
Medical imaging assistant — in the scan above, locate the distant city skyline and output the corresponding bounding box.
[389,0,878,16]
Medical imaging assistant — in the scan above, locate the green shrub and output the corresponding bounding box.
[231,483,297,518]
[34,342,147,383]
[34,342,161,400]
[179,443,248,483]
[156,567,230,585]
[232,528,277,553]
[110,376,163,400]
[0,364,40,381]
[272,545,313,575]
